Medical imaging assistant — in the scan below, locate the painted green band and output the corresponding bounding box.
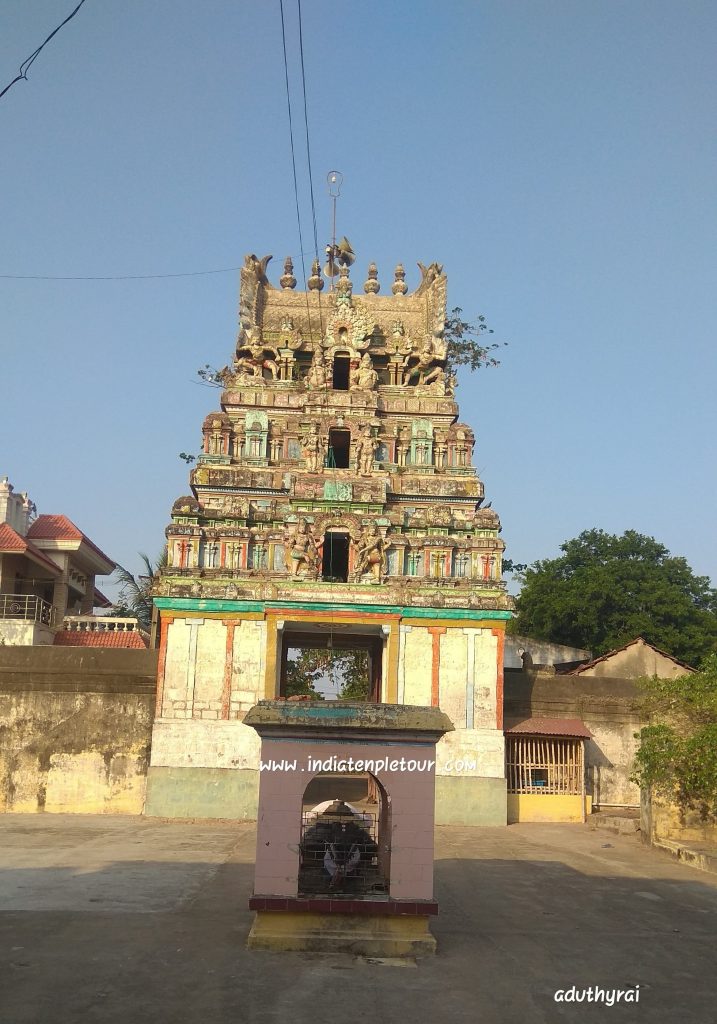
[154,597,511,620]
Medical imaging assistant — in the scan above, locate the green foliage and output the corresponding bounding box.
[511,529,717,666]
[632,655,717,820]
[112,549,167,631]
[502,558,528,575]
[284,648,328,699]
[284,648,370,700]
[443,307,505,378]
[198,363,225,386]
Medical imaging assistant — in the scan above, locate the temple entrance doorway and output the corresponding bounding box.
[279,625,383,701]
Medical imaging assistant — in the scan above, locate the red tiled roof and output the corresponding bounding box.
[505,717,593,739]
[53,630,148,649]
[28,515,114,569]
[0,523,26,550]
[0,523,61,574]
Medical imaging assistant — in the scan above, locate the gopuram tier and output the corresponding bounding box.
[161,255,510,609]
[147,253,513,826]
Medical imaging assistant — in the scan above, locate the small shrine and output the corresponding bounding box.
[244,700,453,955]
[146,252,512,827]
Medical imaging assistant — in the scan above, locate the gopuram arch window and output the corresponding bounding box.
[327,428,351,469]
[332,353,351,391]
[322,530,350,582]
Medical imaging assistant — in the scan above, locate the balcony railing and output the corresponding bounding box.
[62,615,147,637]
[0,594,57,626]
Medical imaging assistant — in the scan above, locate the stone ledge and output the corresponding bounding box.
[244,700,454,737]
[249,896,438,916]
[651,837,717,875]
[247,910,437,956]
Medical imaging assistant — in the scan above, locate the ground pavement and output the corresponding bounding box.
[1,815,716,1024]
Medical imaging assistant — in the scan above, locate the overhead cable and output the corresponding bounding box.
[0,0,89,101]
[278,0,316,342]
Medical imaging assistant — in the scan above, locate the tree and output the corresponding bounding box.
[443,306,505,378]
[284,648,370,700]
[111,549,167,631]
[510,529,717,667]
[632,654,717,821]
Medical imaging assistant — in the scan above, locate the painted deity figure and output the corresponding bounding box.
[354,523,386,582]
[354,424,378,476]
[402,338,443,387]
[305,346,330,390]
[300,422,324,473]
[236,325,279,380]
[284,518,318,578]
[415,367,455,397]
[350,352,378,391]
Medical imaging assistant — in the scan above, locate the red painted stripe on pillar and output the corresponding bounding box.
[428,626,446,707]
[155,615,170,718]
[221,621,236,720]
[492,627,505,730]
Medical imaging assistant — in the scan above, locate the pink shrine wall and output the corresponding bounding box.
[253,736,439,901]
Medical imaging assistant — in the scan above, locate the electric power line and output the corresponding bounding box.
[297,0,319,262]
[0,0,89,101]
[278,0,317,342]
[296,0,323,334]
[0,249,319,282]
[0,267,242,282]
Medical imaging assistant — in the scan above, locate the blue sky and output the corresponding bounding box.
[1,1,715,600]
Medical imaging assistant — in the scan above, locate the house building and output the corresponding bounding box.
[0,476,116,645]
[146,253,513,824]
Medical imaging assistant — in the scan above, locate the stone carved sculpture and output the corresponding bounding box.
[350,352,378,392]
[324,299,374,357]
[402,338,444,387]
[305,346,331,391]
[354,523,386,582]
[236,326,279,380]
[284,518,319,578]
[416,261,444,294]
[427,506,452,527]
[414,367,455,397]
[354,424,378,476]
[300,422,325,473]
[279,257,296,289]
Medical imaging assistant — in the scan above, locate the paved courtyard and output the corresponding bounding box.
[1,815,716,1024]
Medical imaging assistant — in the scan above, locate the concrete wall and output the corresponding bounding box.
[505,668,644,807]
[505,635,591,670]
[642,789,717,846]
[0,619,55,646]
[507,794,592,823]
[0,647,157,814]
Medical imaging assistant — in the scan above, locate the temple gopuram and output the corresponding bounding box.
[146,253,513,825]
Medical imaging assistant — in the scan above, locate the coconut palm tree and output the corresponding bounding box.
[111,549,167,631]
